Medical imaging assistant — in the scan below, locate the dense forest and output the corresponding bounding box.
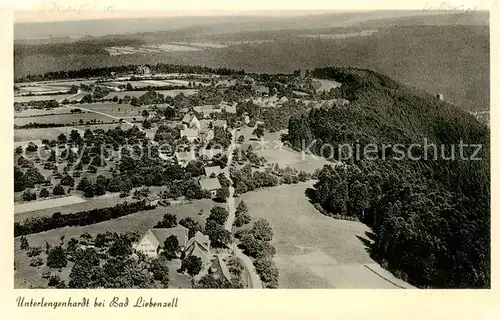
[286,67,490,288]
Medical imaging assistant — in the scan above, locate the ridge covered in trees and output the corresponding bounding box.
[286,66,490,288]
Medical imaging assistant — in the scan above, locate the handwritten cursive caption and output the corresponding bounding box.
[423,1,477,14]
[37,1,114,14]
[16,296,179,309]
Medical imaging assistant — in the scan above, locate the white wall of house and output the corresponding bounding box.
[135,237,159,257]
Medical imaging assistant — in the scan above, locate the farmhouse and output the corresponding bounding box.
[224,104,237,114]
[145,195,160,207]
[184,231,212,267]
[243,75,255,84]
[204,165,223,178]
[252,84,270,96]
[198,129,215,143]
[175,151,196,167]
[136,65,151,75]
[213,120,227,130]
[198,146,223,160]
[182,114,201,130]
[193,105,222,118]
[180,128,199,142]
[133,227,189,257]
[199,178,222,198]
[278,96,289,104]
[210,255,232,282]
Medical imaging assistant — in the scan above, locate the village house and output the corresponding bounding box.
[133,227,189,258]
[204,165,223,178]
[243,75,255,84]
[213,120,227,130]
[136,65,151,75]
[193,105,222,118]
[184,231,212,267]
[175,151,196,167]
[209,255,232,283]
[199,177,222,198]
[198,129,215,143]
[252,84,270,96]
[198,146,223,160]
[199,119,213,130]
[145,195,160,207]
[182,114,201,130]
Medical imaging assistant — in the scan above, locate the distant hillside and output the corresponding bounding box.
[286,67,489,288]
[14,23,489,112]
[15,10,468,40]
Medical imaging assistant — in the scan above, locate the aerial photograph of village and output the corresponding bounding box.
[13,9,490,289]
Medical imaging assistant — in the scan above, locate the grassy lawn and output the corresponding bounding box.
[240,182,403,288]
[15,195,87,214]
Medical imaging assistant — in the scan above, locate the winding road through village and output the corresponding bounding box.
[224,129,263,289]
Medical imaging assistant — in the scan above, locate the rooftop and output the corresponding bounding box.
[147,226,189,247]
[199,177,222,191]
[204,165,223,177]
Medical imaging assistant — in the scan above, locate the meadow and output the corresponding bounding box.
[14,113,118,126]
[240,182,411,288]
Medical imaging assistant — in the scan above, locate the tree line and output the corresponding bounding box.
[14,201,154,237]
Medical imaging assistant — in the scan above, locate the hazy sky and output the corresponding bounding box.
[13,0,492,22]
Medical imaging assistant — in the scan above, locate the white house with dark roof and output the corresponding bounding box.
[199,177,222,198]
[133,227,189,257]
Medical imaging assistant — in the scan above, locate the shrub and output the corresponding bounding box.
[30,257,44,267]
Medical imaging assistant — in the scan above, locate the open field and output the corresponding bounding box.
[14,126,84,142]
[312,78,343,92]
[241,182,413,288]
[14,112,119,126]
[15,94,74,103]
[239,128,331,174]
[14,123,134,143]
[14,107,81,118]
[15,195,86,214]
[300,30,379,39]
[14,193,126,222]
[103,89,198,100]
[73,102,149,118]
